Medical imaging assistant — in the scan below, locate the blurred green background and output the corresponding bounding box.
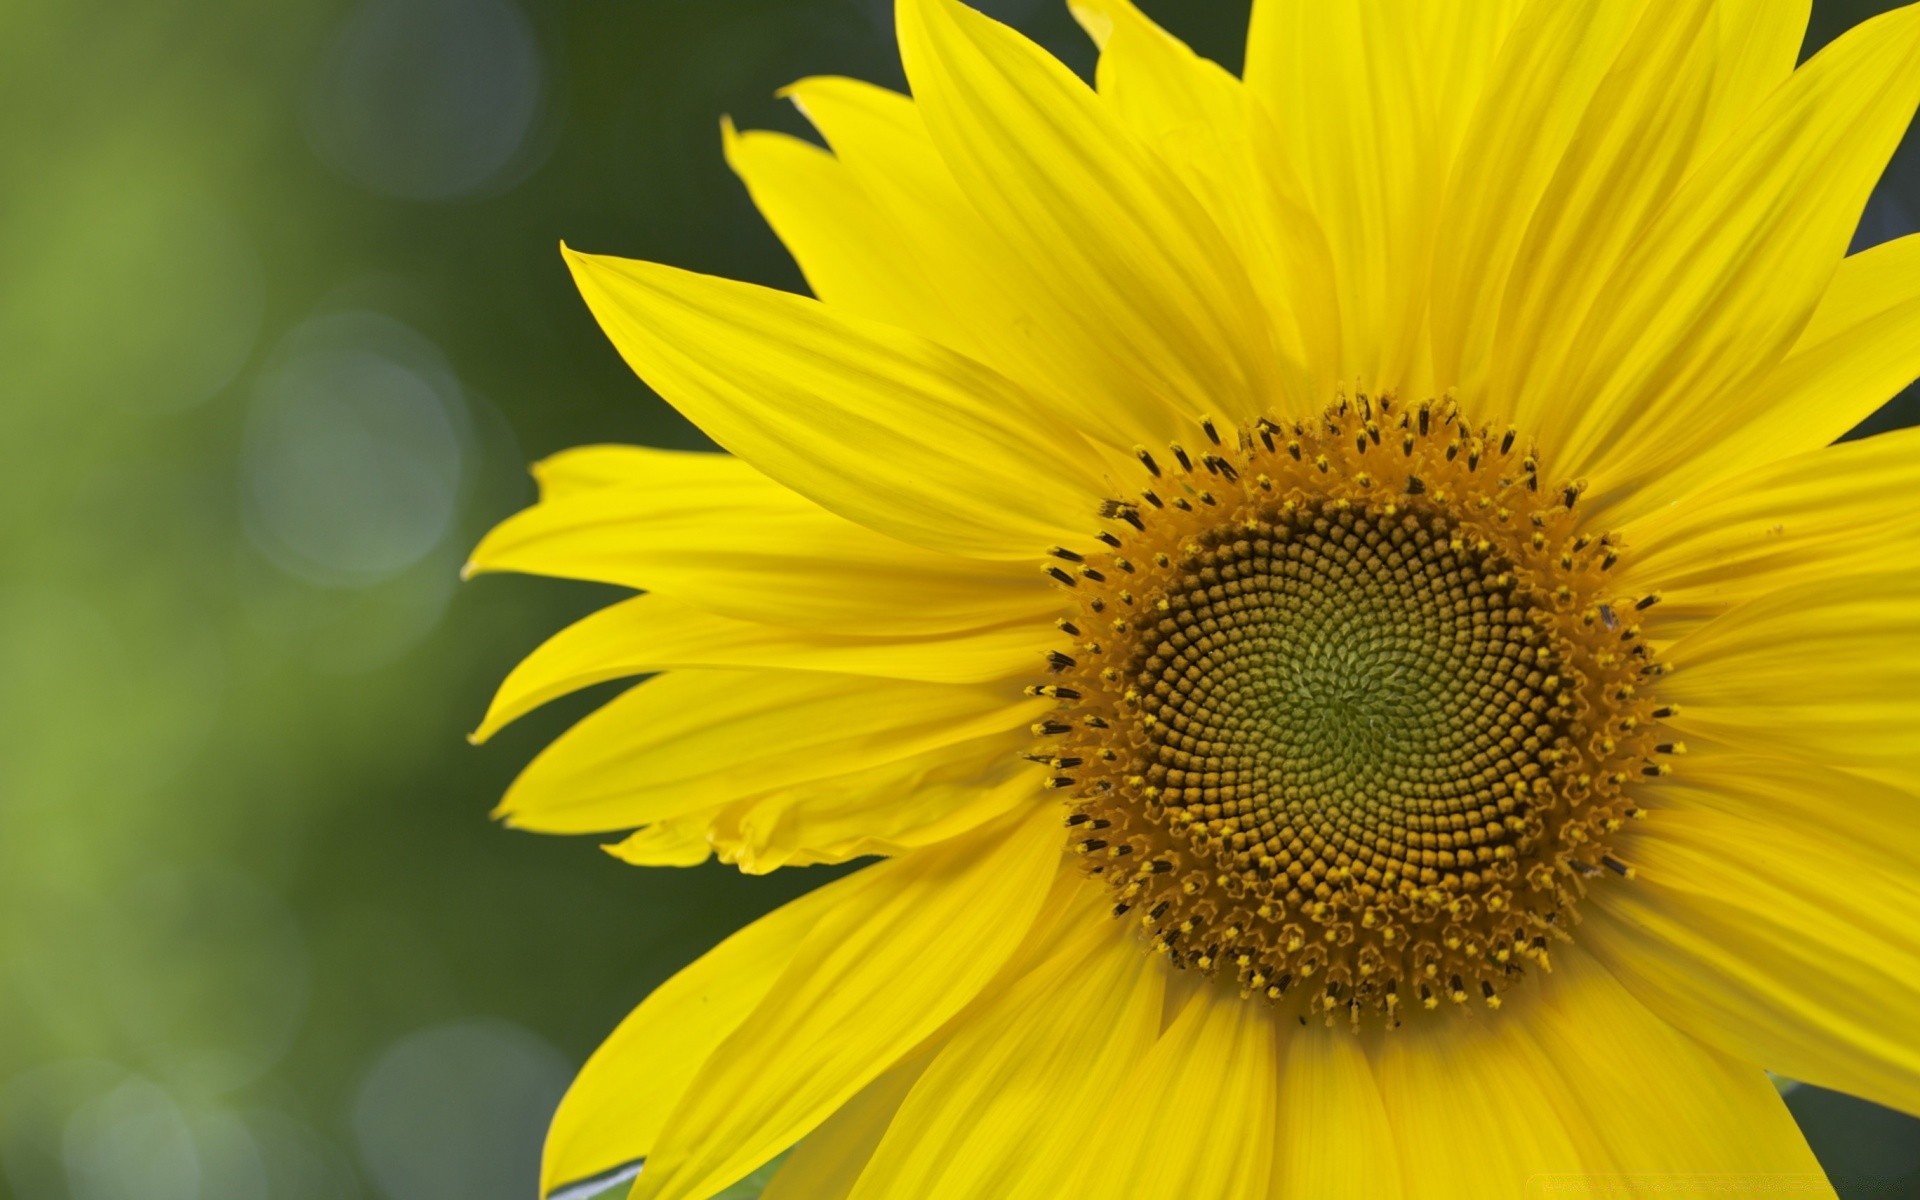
[1,1,1916,1198]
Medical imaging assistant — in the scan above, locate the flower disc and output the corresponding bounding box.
[1036,396,1669,1023]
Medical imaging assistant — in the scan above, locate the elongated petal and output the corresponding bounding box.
[721,120,947,331]
[1618,426,1920,637]
[539,869,876,1198]
[471,446,1057,637]
[473,593,1048,740]
[1273,1026,1402,1198]
[1525,945,1827,1179]
[496,670,1039,834]
[1633,745,1920,878]
[1067,0,1336,409]
[1703,0,1811,146]
[1549,3,1920,523]
[1067,984,1279,1198]
[632,810,1063,1200]
[1245,0,1439,392]
[1491,0,1721,445]
[842,899,1162,1200]
[758,1058,929,1200]
[1584,808,1920,1117]
[1368,1005,1591,1194]
[563,247,1104,559]
[1660,570,1920,792]
[1657,234,1920,506]
[601,817,713,868]
[687,737,1035,873]
[896,0,1280,445]
[1429,0,1647,397]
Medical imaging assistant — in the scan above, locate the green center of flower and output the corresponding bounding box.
[1032,396,1673,1025]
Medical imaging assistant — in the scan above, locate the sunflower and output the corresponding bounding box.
[470,0,1920,1196]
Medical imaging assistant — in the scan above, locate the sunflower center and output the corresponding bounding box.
[1031,395,1671,1025]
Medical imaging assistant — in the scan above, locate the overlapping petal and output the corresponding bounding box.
[1660,570,1920,792]
[495,669,1041,834]
[631,808,1062,1200]
[539,868,878,1198]
[472,592,1050,741]
[896,0,1283,447]
[470,445,1058,636]
[1542,2,1920,522]
[563,248,1106,559]
[1585,808,1920,1117]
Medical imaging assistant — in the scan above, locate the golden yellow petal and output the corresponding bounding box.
[1068,983,1279,1198]
[845,894,1164,1200]
[472,593,1049,741]
[562,246,1105,559]
[1066,0,1336,414]
[895,0,1281,444]
[1619,426,1920,638]
[601,818,711,868]
[539,868,878,1198]
[1654,234,1920,507]
[1585,807,1920,1117]
[758,1057,930,1200]
[469,445,1058,637]
[495,670,1039,834]
[1630,744,1920,880]
[1539,2,1920,524]
[1245,0,1440,393]
[1273,1025,1402,1198]
[1526,945,1828,1179]
[1429,0,1648,398]
[1491,0,1722,443]
[631,809,1064,1200]
[1368,1004,1592,1195]
[699,740,1034,874]
[721,119,948,332]
[1660,570,1920,792]
[1702,0,1811,146]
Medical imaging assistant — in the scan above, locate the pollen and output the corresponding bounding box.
[1032,393,1668,1025]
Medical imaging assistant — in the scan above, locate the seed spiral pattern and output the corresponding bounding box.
[1031,395,1673,1024]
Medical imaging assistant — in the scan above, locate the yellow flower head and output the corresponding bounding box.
[470,1,1920,1196]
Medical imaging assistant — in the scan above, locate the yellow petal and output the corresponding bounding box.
[539,868,878,1198]
[562,246,1104,559]
[699,741,1035,874]
[721,119,947,331]
[473,593,1050,740]
[1618,426,1920,638]
[1429,0,1648,397]
[528,443,725,501]
[895,0,1280,445]
[1660,570,1920,792]
[1526,945,1827,1178]
[1245,0,1440,392]
[1068,983,1279,1199]
[496,670,1039,834]
[601,818,711,868]
[1543,2,1920,524]
[1490,0,1721,442]
[1368,1003,1592,1195]
[1702,0,1811,147]
[1584,807,1920,1116]
[1657,234,1920,506]
[632,809,1063,1200]
[1630,744,1920,880]
[1066,0,1337,412]
[1272,1025,1402,1199]
[845,902,1164,1200]
[470,446,1058,637]
[758,1057,930,1200]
